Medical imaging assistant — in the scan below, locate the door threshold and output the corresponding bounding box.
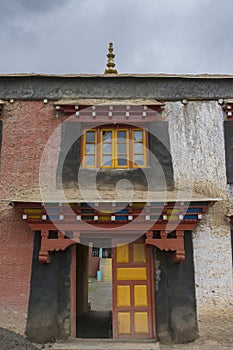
[53,338,160,350]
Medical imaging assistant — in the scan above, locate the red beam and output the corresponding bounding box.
[27,221,198,232]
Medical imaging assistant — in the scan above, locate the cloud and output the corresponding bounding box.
[0,0,71,15]
[0,0,233,74]
[18,0,70,13]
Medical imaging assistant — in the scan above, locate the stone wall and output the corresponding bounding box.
[168,101,233,308]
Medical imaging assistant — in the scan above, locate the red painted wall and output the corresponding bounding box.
[0,101,61,333]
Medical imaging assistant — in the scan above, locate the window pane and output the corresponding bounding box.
[118,143,127,153]
[134,131,143,141]
[102,131,112,142]
[102,155,112,166]
[117,131,127,140]
[86,144,95,154]
[86,131,95,142]
[102,143,112,154]
[134,154,144,166]
[118,156,127,166]
[85,155,95,166]
[134,143,143,154]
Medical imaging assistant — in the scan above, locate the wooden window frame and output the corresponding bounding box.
[82,129,97,168]
[82,126,147,169]
[100,128,114,168]
[115,128,130,169]
[132,128,147,168]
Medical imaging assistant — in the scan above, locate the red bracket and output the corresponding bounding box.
[39,230,80,263]
[145,230,185,262]
[222,101,233,120]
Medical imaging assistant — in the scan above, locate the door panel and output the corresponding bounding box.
[117,267,147,280]
[112,240,155,339]
[117,286,130,307]
[134,285,148,307]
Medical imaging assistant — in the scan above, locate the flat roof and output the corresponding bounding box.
[0,73,233,79]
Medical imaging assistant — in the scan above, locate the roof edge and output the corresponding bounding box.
[1,73,233,79]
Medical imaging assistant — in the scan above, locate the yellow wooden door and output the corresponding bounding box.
[112,240,155,339]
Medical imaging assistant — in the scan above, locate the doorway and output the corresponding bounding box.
[76,243,113,338]
[74,238,155,339]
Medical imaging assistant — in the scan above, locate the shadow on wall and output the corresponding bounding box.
[56,121,174,191]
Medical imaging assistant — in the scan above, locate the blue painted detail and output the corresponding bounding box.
[187,208,202,213]
[48,215,60,220]
[116,216,127,220]
[184,215,198,220]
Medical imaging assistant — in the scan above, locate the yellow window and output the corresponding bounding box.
[83,129,97,168]
[82,126,146,169]
[115,129,129,168]
[132,129,146,167]
[100,129,114,167]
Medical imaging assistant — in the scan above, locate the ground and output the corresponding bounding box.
[0,280,232,349]
[0,328,39,350]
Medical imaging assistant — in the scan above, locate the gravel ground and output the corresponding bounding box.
[0,328,40,350]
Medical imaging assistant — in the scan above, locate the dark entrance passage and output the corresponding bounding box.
[76,243,113,338]
[77,310,112,338]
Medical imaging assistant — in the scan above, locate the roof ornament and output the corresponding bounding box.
[104,42,118,74]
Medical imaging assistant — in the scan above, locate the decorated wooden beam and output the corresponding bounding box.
[13,200,213,263]
[54,102,164,122]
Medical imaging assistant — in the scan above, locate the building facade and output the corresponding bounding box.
[0,71,233,344]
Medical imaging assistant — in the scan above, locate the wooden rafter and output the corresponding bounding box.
[13,201,213,263]
[55,104,164,122]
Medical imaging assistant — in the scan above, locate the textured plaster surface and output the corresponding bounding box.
[168,101,233,308]
[0,101,61,333]
[0,204,34,334]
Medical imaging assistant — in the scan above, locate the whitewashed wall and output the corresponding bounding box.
[167,101,233,308]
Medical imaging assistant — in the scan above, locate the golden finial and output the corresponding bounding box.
[104,42,118,74]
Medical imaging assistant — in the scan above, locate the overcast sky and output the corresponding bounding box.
[1,0,233,74]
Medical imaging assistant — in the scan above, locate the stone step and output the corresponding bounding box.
[100,258,112,282]
[52,339,160,350]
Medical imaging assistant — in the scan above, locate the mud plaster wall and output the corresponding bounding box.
[168,101,233,308]
[0,101,61,333]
